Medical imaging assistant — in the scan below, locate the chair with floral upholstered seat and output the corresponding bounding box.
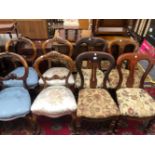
[75,51,120,132]
[0,52,34,130]
[115,52,155,133]
[5,36,38,89]
[31,51,77,128]
[106,38,140,89]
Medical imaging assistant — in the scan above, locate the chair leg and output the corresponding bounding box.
[75,117,81,134]
[144,118,155,134]
[70,112,76,134]
[26,114,41,135]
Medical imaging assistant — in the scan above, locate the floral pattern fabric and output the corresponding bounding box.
[116,88,155,117]
[107,69,140,88]
[31,86,77,118]
[77,88,120,118]
[75,69,104,88]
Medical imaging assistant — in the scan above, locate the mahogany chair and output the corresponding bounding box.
[31,51,77,128]
[115,52,155,133]
[75,51,120,133]
[4,37,38,89]
[106,38,140,89]
[42,36,73,57]
[0,52,33,128]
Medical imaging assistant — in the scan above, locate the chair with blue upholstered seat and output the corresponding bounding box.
[4,36,38,89]
[0,52,32,124]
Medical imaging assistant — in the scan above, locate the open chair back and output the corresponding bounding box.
[42,37,73,57]
[5,36,37,64]
[76,51,115,89]
[73,37,107,59]
[33,51,75,88]
[116,52,154,89]
[0,52,29,88]
[108,38,139,60]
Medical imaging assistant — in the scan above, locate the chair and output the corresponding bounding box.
[74,37,108,88]
[106,38,140,89]
[4,37,38,89]
[31,51,77,127]
[115,52,155,133]
[42,36,73,57]
[0,52,31,123]
[75,51,120,132]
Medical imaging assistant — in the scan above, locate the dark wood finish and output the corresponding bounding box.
[76,51,115,89]
[73,37,107,60]
[0,52,28,88]
[108,38,139,60]
[34,51,75,88]
[116,52,154,88]
[5,36,37,64]
[42,36,73,57]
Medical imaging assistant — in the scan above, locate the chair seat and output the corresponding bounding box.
[77,88,120,118]
[31,86,77,118]
[116,88,155,117]
[3,67,38,88]
[39,67,75,86]
[107,69,140,88]
[75,69,104,88]
[0,87,31,121]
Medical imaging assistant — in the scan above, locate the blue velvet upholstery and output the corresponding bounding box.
[3,67,38,88]
[0,87,31,121]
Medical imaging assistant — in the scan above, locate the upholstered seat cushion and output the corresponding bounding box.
[39,67,75,86]
[3,67,38,88]
[0,87,31,121]
[77,88,120,118]
[31,86,77,118]
[107,69,140,88]
[75,69,104,88]
[116,88,155,117]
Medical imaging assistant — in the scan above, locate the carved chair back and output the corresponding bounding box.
[116,52,154,89]
[76,51,115,89]
[5,36,37,65]
[0,52,28,89]
[33,51,75,88]
[42,36,73,57]
[108,38,139,60]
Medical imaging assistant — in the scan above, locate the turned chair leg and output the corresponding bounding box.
[70,112,76,134]
[144,118,155,134]
[75,117,81,134]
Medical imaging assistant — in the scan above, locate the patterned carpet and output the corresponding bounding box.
[0,88,155,135]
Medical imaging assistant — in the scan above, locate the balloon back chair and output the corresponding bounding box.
[107,38,140,89]
[31,51,77,131]
[75,51,120,133]
[0,52,33,130]
[4,37,38,90]
[115,52,155,133]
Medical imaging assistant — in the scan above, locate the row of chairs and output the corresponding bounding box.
[0,48,155,134]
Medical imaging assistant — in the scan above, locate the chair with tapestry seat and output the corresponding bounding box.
[31,51,77,128]
[4,36,38,89]
[75,51,120,132]
[115,52,155,133]
[0,52,32,127]
[74,37,108,89]
[106,38,140,89]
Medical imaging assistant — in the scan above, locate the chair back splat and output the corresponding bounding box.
[76,51,115,89]
[34,51,75,88]
[116,52,154,89]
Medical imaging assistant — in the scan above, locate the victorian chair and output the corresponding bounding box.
[106,38,140,89]
[31,51,77,128]
[4,36,38,89]
[115,52,155,133]
[75,51,120,133]
[74,37,108,88]
[0,52,32,128]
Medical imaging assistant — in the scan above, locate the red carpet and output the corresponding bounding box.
[0,88,155,135]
